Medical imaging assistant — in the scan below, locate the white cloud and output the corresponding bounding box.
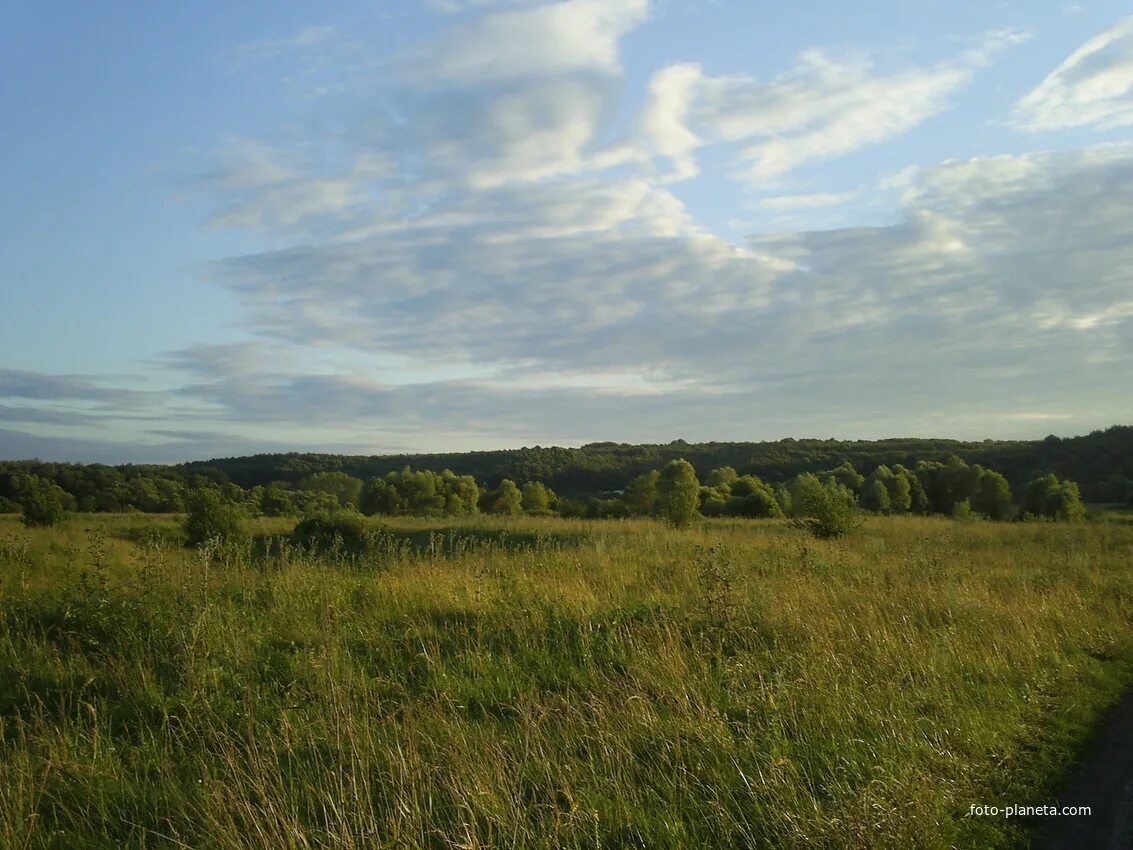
[411,78,619,188]
[1014,16,1133,130]
[638,30,1027,183]
[754,193,854,210]
[401,0,649,86]
[637,63,703,181]
[199,147,390,230]
[304,1,654,192]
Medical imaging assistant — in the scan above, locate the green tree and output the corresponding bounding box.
[1021,473,1086,521]
[971,469,1012,520]
[886,467,913,514]
[730,475,764,498]
[1044,480,1086,522]
[128,477,163,512]
[705,466,739,489]
[773,483,792,516]
[724,475,781,518]
[727,489,782,518]
[789,473,861,539]
[299,472,363,510]
[656,459,700,527]
[18,474,68,527]
[828,461,865,494]
[260,482,298,517]
[360,476,404,516]
[521,481,552,514]
[400,469,446,515]
[1022,474,1060,518]
[154,478,187,513]
[623,470,659,516]
[488,479,523,515]
[297,491,343,517]
[441,471,480,516]
[183,489,245,546]
[700,488,729,517]
[862,478,891,513]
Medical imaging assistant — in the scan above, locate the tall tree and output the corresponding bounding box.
[623,470,659,516]
[488,479,523,515]
[656,459,700,527]
[1023,473,1060,518]
[862,478,891,514]
[971,469,1012,520]
[886,468,913,514]
[521,481,552,514]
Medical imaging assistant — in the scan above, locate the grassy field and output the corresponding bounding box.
[1,513,1131,849]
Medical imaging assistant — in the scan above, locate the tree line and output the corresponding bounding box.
[173,425,1131,503]
[2,426,1128,519]
[7,449,1087,531]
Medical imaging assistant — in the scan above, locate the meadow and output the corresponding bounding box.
[1,512,1131,849]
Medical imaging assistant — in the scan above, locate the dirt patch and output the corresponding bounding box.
[1032,687,1133,849]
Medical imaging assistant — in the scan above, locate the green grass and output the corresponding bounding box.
[1,513,1131,848]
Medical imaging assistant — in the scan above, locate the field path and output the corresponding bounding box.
[1033,687,1133,849]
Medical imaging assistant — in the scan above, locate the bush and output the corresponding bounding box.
[18,475,68,527]
[1022,473,1087,522]
[297,491,342,517]
[951,499,976,521]
[183,489,246,547]
[485,479,523,515]
[292,511,369,554]
[723,477,782,518]
[790,474,862,539]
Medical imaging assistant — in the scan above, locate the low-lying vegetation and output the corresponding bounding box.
[1,511,1131,848]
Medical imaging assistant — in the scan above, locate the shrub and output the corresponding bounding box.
[297,491,343,517]
[183,489,246,547]
[18,475,68,528]
[724,476,782,518]
[951,499,976,521]
[790,474,862,539]
[1044,480,1087,522]
[1022,473,1087,522]
[291,511,369,554]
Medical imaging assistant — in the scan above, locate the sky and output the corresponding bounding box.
[1,0,1132,464]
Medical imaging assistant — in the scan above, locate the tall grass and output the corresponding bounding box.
[0,513,1130,848]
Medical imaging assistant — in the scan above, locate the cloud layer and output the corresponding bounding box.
[192,145,1133,441]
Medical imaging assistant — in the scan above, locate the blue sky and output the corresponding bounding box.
[2,0,1132,463]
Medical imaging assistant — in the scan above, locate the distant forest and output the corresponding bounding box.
[1,426,1130,518]
[180,426,1132,502]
